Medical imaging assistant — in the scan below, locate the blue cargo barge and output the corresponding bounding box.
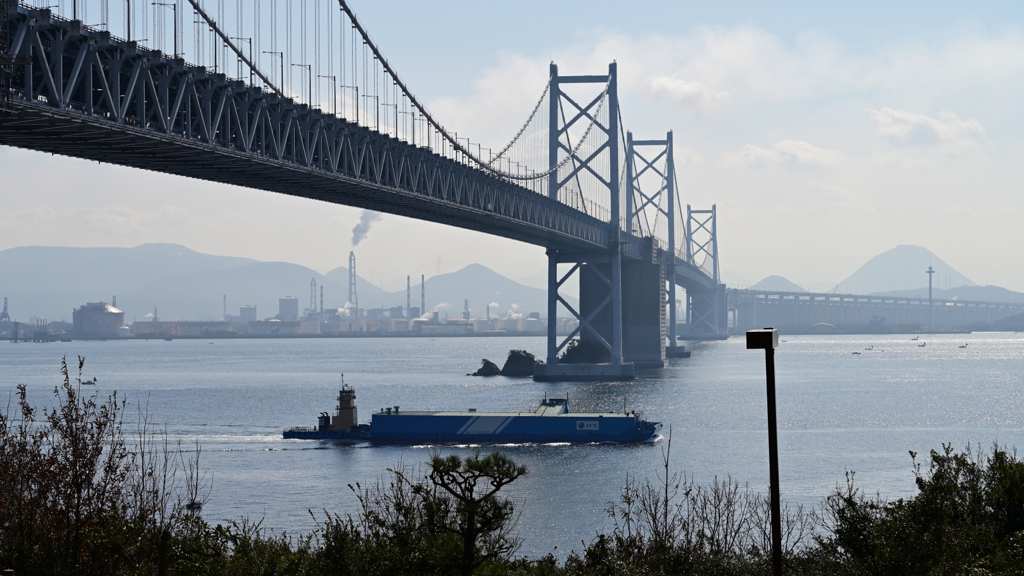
[284,385,661,444]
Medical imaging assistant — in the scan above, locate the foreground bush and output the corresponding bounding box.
[816,444,1024,575]
[0,357,213,575]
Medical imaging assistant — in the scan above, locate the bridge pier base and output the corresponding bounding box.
[621,242,666,368]
[539,249,635,382]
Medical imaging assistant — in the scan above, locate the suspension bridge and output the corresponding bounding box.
[0,0,727,380]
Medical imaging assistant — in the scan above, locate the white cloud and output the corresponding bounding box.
[867,108,986,151]
[738,140,843,166]
[645,75,728,116]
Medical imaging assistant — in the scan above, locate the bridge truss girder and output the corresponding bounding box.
[0,6,614,252]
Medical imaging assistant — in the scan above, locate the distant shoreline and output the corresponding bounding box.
[15,331,550,342]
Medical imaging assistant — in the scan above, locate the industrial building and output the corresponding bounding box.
[72,302,125,338]
[132,321,233,337]
[278,297,299,321]
[248,319,320,335]
[236,305,258,333]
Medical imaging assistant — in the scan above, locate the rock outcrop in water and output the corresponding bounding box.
[500,349,537,377]
[470,359,502,376]
[470,350,540,376]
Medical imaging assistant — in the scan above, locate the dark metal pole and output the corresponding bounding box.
[747,327,782,576]
[765,345,782,576]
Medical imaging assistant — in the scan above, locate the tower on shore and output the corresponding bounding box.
[348,252,359,310]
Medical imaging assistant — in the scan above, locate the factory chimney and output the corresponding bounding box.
[348,252,359,310]
[112,295,117,308]
[320,286,324,315]
[463,299,470,320]
[420,274,425,318]
[406,276,411,320]
[309,278,318,318]
[222,294,226,320]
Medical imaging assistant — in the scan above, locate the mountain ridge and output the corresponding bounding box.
[0,244,558,323]
[835,245,974,294]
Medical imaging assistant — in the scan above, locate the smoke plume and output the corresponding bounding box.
[351,210,382,246]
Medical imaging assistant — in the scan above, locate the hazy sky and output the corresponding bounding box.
[3,0,1024,292]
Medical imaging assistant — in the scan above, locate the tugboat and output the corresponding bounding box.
[284,380,661,444]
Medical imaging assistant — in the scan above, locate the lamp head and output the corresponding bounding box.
[746,327,779,350]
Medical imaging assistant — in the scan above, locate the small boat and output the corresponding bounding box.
[82,377,98,385]
[865,346,874,351]
[911,336,919,341]
[918,343,927,347]
[959,343,968,349]
[852,351,861,355]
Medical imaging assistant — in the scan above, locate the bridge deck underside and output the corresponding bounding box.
[0,104,601,251]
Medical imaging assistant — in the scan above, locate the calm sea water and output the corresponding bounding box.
[2,333,1023,556]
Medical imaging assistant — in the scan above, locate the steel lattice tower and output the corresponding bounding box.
[348,252,358,310]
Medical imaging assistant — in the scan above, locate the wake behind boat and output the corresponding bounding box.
[284,383,661,444]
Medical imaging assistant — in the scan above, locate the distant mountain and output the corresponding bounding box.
[0,244,254,321]
[749,275,805,292]
[835,245,975,295]
[515,269,548,291]
[415,263,557,319]
[323,266,407,309]
[0,244,563,323]
[122,261,351,322]
[876,284,1024,304]
[720,269,756,288]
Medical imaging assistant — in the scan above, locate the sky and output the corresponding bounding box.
[3,0,1024,293]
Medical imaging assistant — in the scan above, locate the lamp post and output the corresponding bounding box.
[399,109,416,146]
[230,37,252,84]
[262,51,283,92]
[382,102,397,138]
[747,326,782,576]
[152,2,177,58]
[292,63,311,105]
[340,84,359,123]
[362,94,379,132]
[318,75,336,116]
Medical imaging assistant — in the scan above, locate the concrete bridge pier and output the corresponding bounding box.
[621,240,666,367]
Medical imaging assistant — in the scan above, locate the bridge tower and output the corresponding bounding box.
[682,205,727,339]
[537,62,635,381]
[625,130,681,364]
